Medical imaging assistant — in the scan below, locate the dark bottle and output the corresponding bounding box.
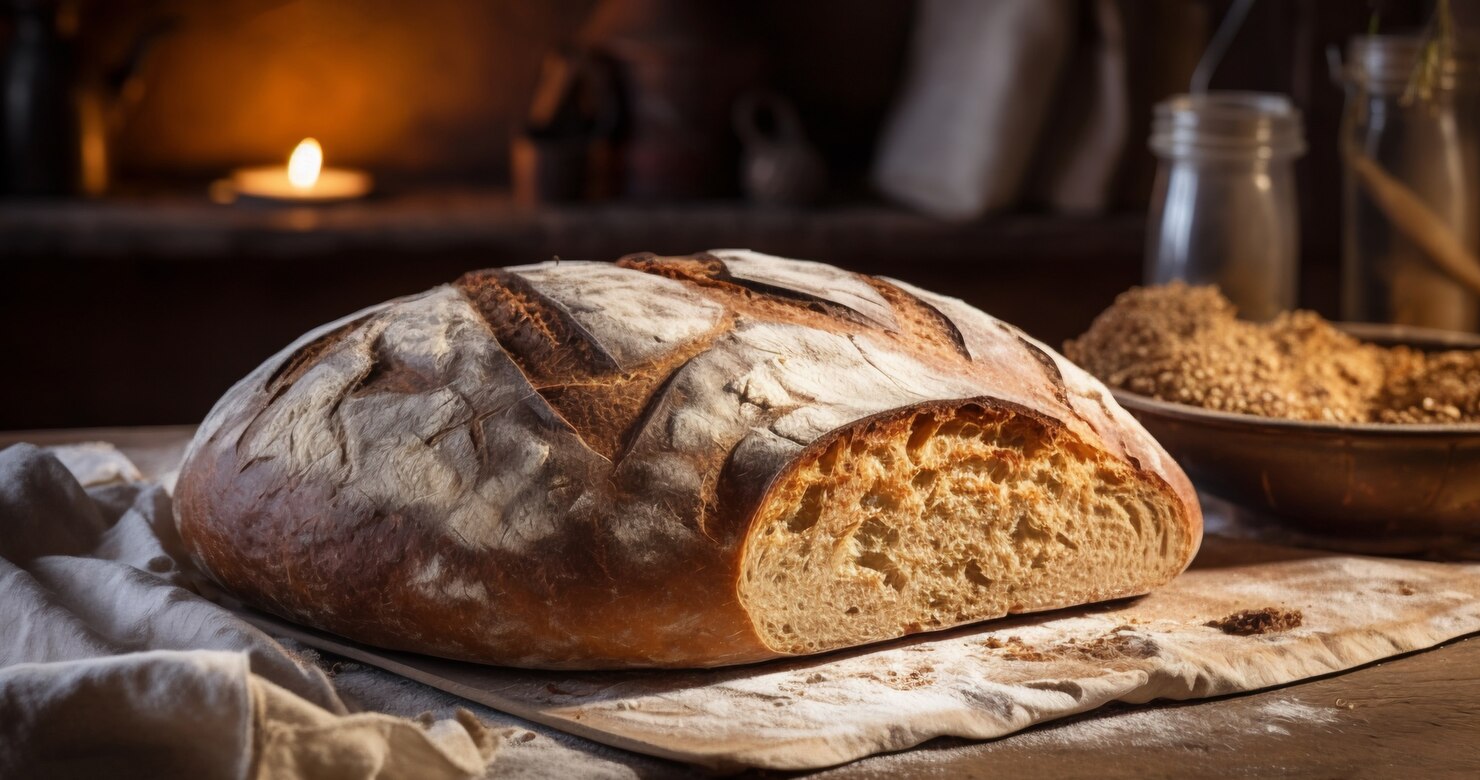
[1,0,79,196]
[580,0,764,200]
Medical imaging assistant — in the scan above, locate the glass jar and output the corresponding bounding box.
[1146,92,1306,321]
[1338,35,1480,331]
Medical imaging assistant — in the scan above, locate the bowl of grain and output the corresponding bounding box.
[1066,284,1480,551]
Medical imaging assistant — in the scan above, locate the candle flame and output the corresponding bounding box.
[288,138,323,189]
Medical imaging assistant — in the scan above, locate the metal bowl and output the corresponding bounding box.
[1109,323,1480,549]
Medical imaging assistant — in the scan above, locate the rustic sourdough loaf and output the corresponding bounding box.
[175,250,1201,669]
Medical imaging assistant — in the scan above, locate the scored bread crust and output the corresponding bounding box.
[174,250,1201,669]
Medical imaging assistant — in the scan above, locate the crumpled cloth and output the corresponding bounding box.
[0,443,497,780]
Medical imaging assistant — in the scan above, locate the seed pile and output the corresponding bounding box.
[1064,283,1480,424]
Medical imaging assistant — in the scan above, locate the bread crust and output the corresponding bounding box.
[175,251,1201,669]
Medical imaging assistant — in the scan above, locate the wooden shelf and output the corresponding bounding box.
[0,190,1144,269]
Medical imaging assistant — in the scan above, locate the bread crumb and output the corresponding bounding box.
[1064,633,1159,661]
[984,632,1157,662]
[1205,608,1304,636]
[887,669,936,690]
[982,635,1052,662]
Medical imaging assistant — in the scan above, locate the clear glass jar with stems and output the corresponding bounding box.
[1145,92,1306,321]
[1337,34,1480,331]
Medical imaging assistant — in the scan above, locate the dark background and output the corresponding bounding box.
[0,0,1458,429]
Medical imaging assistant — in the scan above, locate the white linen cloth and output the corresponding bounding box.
[0,443,496,779]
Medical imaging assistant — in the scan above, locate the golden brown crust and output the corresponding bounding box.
[174,251,1201,669]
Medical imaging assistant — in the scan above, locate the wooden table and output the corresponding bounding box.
[5,425,1476,778]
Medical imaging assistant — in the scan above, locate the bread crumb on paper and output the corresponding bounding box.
[1205,608,1304,636]
[983,631,1158,663]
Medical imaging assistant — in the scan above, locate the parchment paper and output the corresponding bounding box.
[236,538,1480,772]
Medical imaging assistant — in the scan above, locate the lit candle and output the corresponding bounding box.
[224,138,373,203]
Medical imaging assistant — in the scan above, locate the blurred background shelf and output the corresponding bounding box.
[0,191,1144,265]
[0,195,1148,430]
[0,0,1409,429]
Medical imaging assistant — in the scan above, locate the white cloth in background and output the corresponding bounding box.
[872,0,1076,219]
[0,444,495,780]
[1024,0,1131,213]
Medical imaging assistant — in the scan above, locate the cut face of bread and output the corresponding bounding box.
[740,401,1188,655]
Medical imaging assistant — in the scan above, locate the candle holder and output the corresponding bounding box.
[214,138,373,204]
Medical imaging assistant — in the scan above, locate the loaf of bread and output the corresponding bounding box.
[175,250,1201,669]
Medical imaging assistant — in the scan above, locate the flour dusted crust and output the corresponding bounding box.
[175,250,1201,669]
